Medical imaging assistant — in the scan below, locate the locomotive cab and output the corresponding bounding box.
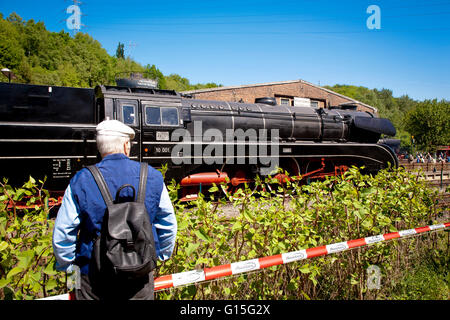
[94,85,187,176]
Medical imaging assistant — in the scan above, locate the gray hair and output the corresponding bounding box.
[96,134,130,156]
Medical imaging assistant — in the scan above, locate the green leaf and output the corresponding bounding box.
[287,280,298,291]
[31,280,41,293]
[299,264,311,274]
[30,271,42,283]
[45,279,57,291]
[301,290,311,300]
[223,287,231,296]
[0,278,11,288]
[277,242,286,251]
[361,187,376,196]
[44,261,57,276]
[177,220,189,231]
[0,241,8,251]
[17,250,35,269]
[7,267,24,279]
[362,219,373,229]
[24,176,36,189]
[195,228,212,243]
[231,221,242,232]
[10,238,22,244]
[309,274,318,286]
[208,185,218,193]
[185,243,200,257]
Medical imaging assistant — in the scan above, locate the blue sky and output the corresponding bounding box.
[1,0,450,100]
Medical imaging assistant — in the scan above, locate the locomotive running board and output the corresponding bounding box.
[278,142,398,166]
[143,141,398,171]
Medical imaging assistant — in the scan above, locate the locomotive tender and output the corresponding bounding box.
[0,81,397,200]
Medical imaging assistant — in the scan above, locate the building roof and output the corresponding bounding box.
[182,79,378,113]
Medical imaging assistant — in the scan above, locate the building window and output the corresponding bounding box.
[280,98,291,106]
[310,101,319,108]
[293,97,311,107]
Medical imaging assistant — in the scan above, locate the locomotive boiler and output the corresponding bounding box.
[0,81,398,202]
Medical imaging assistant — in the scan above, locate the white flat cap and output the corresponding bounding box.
[96,120,135,139]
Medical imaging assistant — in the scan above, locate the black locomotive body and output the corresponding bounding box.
[0,81,398,198]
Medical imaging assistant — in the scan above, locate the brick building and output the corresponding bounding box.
[182,79,377,114]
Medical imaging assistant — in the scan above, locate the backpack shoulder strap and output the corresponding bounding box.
[137,163,148,204]
[87,165,114,207]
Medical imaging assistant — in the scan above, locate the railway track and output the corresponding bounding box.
[399,160,450,172]
[399,160,450,189]
[398,160,449,212]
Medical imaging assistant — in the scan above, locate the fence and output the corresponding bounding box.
[38,221,450,300]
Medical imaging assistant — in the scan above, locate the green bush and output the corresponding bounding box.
[155,166,446,300]
[0,166,447,300]
[0,177,66,299]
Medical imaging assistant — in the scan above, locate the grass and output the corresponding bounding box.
[382,231,449,300]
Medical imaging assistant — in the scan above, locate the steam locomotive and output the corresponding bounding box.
[0,79,397,201]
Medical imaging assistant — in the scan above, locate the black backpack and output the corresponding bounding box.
[87,163,157,280]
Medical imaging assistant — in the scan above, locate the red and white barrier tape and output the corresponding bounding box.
[38,292,75,300]
[153,222,450,291]
[37,222,449,299]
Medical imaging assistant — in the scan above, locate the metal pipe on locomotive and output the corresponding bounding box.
[0,78,398,204]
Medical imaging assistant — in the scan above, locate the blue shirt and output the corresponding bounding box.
[52,154,177,273]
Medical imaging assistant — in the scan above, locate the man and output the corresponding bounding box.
[52,119,177,300]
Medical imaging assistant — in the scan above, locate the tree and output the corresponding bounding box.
[163,73,221,91]
[404,99,450,152]
[325,84,419,152]
[0,16,24,71]
[115,42,125,59]
[0,12,221,90]
[145,64,166,89]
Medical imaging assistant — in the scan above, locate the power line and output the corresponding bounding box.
[79,1,450,37]
[127,41,138,59]
[83,11,450,28]
[85,24,450,35]
[86,0,450,22]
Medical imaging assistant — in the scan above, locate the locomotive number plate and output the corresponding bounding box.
[154,146,171,154]
[156,131,170,141]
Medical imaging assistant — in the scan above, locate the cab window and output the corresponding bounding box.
[122,105,136,125]
[145,106,161,125]
[145,106,179,126]
[161,107,179,126]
